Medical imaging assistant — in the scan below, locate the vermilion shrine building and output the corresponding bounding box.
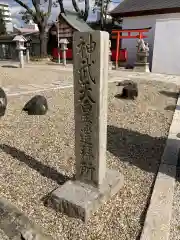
[48,10,93,60]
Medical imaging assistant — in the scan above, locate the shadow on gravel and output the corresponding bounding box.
[114,93,123,99]
[107,125,180,178]
[165,105,176,111]
[107,125,164,174]
[1,65,18,68]
[0,144,70,185]
[159,90,179,99]
[165,104,180,111]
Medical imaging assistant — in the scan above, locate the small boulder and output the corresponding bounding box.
[121,84,138,100]
[125,64,134,69]
[0,87,7,117]
[23,95,48,115]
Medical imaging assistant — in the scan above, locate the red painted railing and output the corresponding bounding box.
[52,48,73,60]
[52,48,128,62]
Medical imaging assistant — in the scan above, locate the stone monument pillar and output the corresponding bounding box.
[133,39,150,72]
[47,31,124,222]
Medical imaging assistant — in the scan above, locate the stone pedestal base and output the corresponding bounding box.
[47,169,124,222]
[133,62,150,72]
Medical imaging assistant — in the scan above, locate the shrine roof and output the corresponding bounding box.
[59,11,93,32]
[110,0,180,17]
[0,32,40,43]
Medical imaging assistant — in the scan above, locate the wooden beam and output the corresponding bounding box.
[111,35,148,39]
[112,29,150,33]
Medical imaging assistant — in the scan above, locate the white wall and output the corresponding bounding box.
[122,13,180,69]
[152,18,180,75]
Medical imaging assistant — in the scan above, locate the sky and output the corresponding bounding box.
[1,0,120,27]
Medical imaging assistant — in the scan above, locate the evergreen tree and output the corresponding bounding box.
[0,10,6,35]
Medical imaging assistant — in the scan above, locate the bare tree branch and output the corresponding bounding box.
[72,0,89,21]
[13,0,34,15]
[84,0,89,21]
[72,0,82,16]
[57,0,65,13]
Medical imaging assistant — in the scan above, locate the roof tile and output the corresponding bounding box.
[111,0,180,15]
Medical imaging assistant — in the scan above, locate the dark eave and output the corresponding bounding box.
[111,7,180,18]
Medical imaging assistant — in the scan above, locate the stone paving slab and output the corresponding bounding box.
[1,61,180,96]
[4,72,180,97]
[1,60,180,84]
[110,72,180,85]
[6,85,73,97]
[25,65,180,85]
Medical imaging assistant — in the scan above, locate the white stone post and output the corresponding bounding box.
[48,31,124,223]
[26,49,30,63]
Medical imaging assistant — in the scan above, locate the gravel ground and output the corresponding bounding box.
[0,80,178,240]
[170,166,180,240]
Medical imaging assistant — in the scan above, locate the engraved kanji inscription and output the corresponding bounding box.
[76,33,97,183]
[80,164,95,182]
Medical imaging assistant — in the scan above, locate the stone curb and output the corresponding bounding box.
[0,197,53,240]
[140,94,180,240]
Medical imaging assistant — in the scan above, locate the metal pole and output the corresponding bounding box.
[57,21,61,64]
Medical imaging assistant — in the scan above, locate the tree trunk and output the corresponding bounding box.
[84,0,89,21]
[72,0,82,16]
[39,27,47,58]
[100,0,104,30]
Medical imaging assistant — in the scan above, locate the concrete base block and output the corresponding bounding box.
[133,63,150,72]
[140,164,176,240]
[47,169,124,222]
